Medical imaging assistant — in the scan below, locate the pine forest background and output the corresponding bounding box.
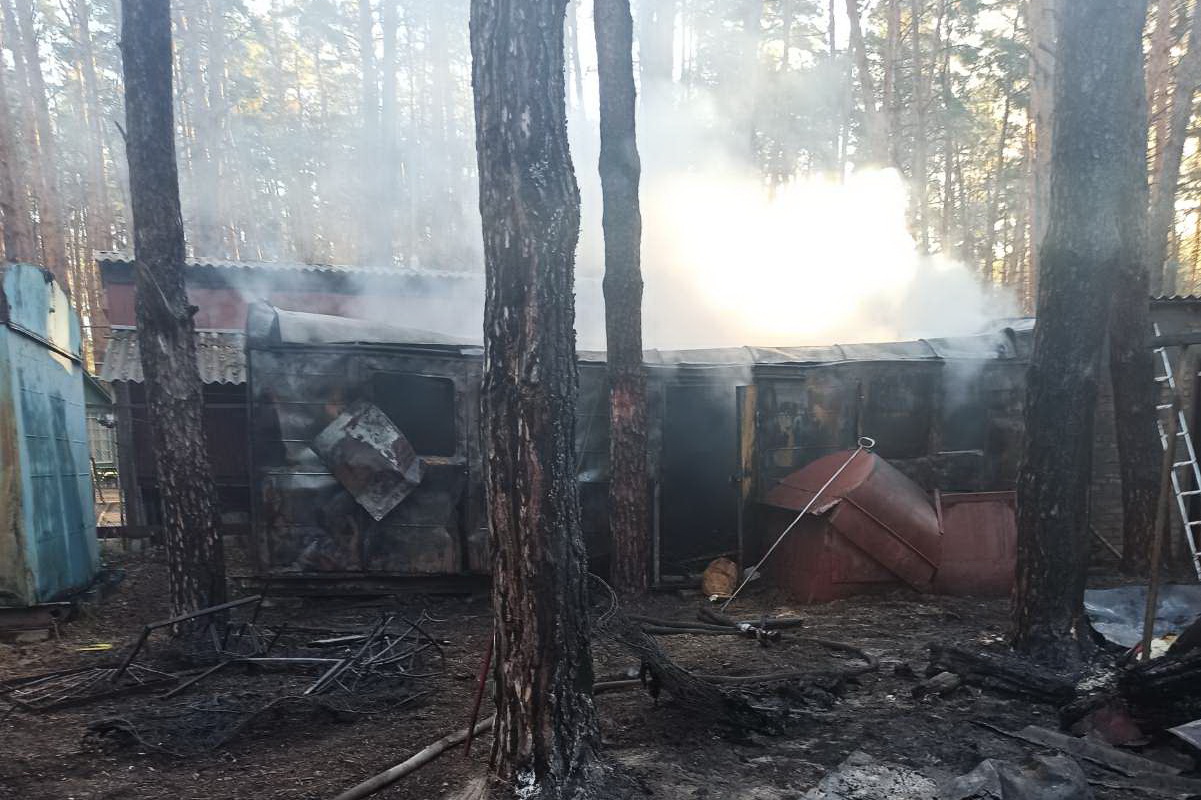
[0,0,1195,358]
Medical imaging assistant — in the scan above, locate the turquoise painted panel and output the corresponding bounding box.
[0,265,97,605]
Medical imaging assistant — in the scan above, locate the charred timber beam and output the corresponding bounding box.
[926,643,1077,704]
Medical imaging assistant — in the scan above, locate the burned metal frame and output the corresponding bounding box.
[111,595,263,683]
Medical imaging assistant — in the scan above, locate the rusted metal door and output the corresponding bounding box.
[735,384,757,574]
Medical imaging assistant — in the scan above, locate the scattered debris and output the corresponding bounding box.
[1168,718,1201,752]
[801,751,938,800]
[911,670,961,700]
[974,723,1182,778]
[942,755,1092,800]
[1,663,176,712]
[1119,651,1201,731]
[112,595,265,683]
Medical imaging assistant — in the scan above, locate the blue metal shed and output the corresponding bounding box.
[0,263,98,606]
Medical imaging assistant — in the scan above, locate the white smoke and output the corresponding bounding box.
[566,0,1016,351]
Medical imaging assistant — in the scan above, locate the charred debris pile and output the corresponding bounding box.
[11,578,1201,797]
[0,595,443,756]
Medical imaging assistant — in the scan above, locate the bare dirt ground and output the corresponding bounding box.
[0,546,1179,799]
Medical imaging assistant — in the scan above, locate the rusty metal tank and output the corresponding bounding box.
[762,450,942,601]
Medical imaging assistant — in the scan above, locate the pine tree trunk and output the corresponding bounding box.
[120,0,227,627]
[884,0,900,164]
[1146,0,1174,208]
[3,0,67,289]
[206,0,229,255]
[845,0,888,165]
[1148,0,1201,297]
[185,0,224,256]
[14,0,67,284]
[638,0,674,111]
[358,0,382,264]
[982,88,1013,280]
[379,0,399,262]
[470,0,603,794]
[596,0,649,596]
[1013,0,1147,667]
[75,0,115,253]
[0,46,35,263]
[910,0,929,253]
[73,0,114,361]
[1027,0,1057,301]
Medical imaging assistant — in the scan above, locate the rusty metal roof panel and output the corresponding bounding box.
[99,328,247,384]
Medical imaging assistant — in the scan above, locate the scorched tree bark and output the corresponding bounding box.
[470,0,603,796]
[120,0,226,625]
[595,0,649,596]
[1013,0,1147,666]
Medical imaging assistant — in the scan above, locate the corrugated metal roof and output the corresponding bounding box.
[261,306,472,347]
[99,328,246,384]
[94,251,482,280]
[578,330,1023,366]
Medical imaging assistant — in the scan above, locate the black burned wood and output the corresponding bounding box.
[120,0,226,629]
[596,600,779,732]
[926,644,1076,704]
[470,0,603,794]
[616,626,778,732]
[1118,651,1201,730]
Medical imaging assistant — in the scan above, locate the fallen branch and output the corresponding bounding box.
[330,679,641,800]
[333,716,494,800]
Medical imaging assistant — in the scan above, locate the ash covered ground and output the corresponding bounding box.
[0,545,1157,799]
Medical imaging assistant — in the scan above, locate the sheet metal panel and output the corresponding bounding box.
[932,491,1016,597]
[764,450,942,593]
[0,265,98,606]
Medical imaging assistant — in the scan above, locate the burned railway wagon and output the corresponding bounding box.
[245,302,1031,584]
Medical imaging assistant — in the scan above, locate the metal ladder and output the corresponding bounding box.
[1152,323,1201,579]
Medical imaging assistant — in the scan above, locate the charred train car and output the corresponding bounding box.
[245,303,1030,583]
